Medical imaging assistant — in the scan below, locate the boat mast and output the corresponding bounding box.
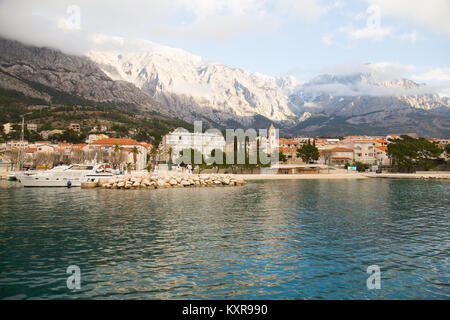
[18,116,24,171]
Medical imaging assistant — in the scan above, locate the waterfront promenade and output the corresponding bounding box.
[236,172,450,180]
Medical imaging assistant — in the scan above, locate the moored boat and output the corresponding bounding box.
[17,164,120,187]
[7,174,18,181]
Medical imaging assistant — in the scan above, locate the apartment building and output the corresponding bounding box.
[161,129,226,162]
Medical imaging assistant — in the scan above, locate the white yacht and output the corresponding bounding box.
[17,164,119,187]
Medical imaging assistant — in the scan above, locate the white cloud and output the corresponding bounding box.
[304,63,449,97]
[320,62,416,81]
[321,35,333,45]
[399,31,418,43]
[367,62,416,78]
[368,0,450,36]
[0,0,339,54]
[353,12,366,21]
[90,34,124,46]
[349,26,391,40]
[276,0,328,20]
[413,68,450,82]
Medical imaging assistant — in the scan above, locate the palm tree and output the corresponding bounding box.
[130,146,140,170]
[113,144,122,169]
[126,162,132,174]
[150,146,158,166]
[168,147,173,171]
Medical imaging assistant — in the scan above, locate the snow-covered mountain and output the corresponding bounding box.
[288,72,450,137]
[86,43,300,125]
[87,43,450,136]
[1,37,448,136]
[289,72,450,116]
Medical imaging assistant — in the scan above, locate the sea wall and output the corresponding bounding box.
[83,173,248,190]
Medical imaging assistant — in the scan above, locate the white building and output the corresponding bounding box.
[258,124,279,155]
[162,129,226,161]
[352,140,377,164]
[27,124,38,132]
[375,146,391,166]
[87,134,109,144]
[91,138,148,170]
[3,123,12,135]
[7,140,29,149]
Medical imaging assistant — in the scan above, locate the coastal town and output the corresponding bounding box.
[1,121,449,178]
[1,1,449,304]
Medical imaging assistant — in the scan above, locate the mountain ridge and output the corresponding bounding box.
[0,37,449,137]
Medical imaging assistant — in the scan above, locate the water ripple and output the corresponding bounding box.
[0,179,449,299]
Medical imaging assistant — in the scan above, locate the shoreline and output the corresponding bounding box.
[235,173,450,180]
[3,171,450,184]
[236,173,368,180]
[364,173,450,180]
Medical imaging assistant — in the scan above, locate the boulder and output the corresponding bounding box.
[181,180,191,187]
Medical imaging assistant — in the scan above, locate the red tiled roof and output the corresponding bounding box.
[327,147,353,153]
[72,144,88,151]
[26,148,37,153]
[140,143,153,149]
[279,147,297,153]
[376,146,388,151]
[91,138,141,146]
[279,138,299,144]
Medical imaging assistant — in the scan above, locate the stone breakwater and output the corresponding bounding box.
[85,173,248,190]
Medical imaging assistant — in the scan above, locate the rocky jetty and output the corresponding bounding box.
[85,173,248,190]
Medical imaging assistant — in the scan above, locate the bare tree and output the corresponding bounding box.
[70,150,86,164]
[5,149,19,167]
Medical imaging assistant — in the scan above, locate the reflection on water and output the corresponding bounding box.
[0,179,448,299]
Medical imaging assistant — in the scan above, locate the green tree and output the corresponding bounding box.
[387,135,442,172]
[279,151,288,163]
[168,147,173,170]
[354,161,365,172]
[296,141,320,164]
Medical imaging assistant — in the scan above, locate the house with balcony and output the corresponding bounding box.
[352,140,377,164]
[321,147,354,166]
[375,146,391,166]
[279,138,301,163]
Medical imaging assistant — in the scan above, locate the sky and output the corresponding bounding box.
[0,0,449,94]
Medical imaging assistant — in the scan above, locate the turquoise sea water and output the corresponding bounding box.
[0,179,448,299]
